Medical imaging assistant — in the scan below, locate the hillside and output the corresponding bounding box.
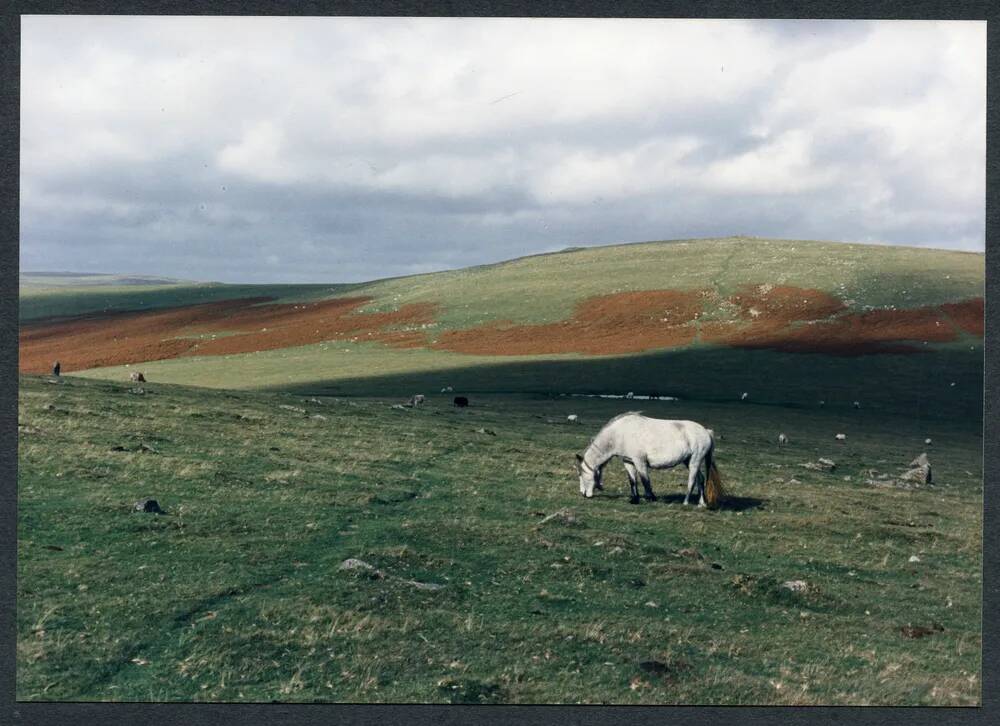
[18,237,984,415]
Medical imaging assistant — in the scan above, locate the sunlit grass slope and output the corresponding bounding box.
[21,237,984,326]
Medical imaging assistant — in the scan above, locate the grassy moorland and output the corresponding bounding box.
[17,237,984,704]
[17,374,981,704]
[20,237,984,329]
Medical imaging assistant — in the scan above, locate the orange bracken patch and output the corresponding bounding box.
[431,290,704,356]
[18,286,985,374]
[940,297,984,336]
[699,287,982,356]
[18,296,437,374]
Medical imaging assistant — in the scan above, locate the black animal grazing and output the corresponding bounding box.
[453,396,469,408]
[52,361,61,377]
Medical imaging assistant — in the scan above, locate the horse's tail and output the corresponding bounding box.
[704,435,726,509]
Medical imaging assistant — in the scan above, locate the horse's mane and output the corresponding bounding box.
[604,410,644,426]
[586,411,644,455]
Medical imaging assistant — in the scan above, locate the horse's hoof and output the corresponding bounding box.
[629,498,641,505]
[646,495,657,502]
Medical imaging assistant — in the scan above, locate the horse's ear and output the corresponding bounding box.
[575,453,584,462]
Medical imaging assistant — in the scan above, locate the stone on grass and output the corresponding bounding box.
[900,453,932,485]
[780,580,809,594]
[133,498,165,514]
[339,558,382,577]
[539,508,578,526]
[801,458,835,472]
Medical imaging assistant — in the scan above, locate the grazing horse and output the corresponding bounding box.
[575,412,725,508]
[454,396,469,408]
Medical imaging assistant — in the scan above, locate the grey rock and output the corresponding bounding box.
[780,580,808,593]
[133,498,165,514]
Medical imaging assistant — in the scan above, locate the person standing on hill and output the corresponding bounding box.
[52,361,60,377]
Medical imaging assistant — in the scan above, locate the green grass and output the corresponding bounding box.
[79,339,983,422]
[17,374,982,704]
[320,237,986,327]
[20,238,985,328]
[17,237,985,703]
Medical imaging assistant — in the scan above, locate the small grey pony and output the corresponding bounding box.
[575,412,724,508]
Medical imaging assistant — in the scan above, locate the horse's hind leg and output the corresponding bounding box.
[683,458,702,506]
[635,460,656,501]
[623,461,641,504]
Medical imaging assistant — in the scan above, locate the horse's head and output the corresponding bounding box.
[576,453,601,497]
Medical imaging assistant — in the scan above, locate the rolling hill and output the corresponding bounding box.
[16,236,985,703]
[18,237,984,417]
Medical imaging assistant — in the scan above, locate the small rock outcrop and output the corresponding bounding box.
[900,453,932,485]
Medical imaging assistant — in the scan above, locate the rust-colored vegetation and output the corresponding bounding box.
[18,284,985,374]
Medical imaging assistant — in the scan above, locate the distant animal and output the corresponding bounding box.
[130,371,146,383]
[819,400,825,407]
[575,412,725,508]
[567,414,579,423]
[453,396,469,408]
[740,392,748,401]
[835,433,847,441]
[853,401,861,409]
[778,433,788,445]
[625,391,635,400]
[52,361,60,376]
[409,394,425,407]
[440,386,454,393]
[925,438,932,446]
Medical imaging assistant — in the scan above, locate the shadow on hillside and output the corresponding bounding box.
[267,344,984,423]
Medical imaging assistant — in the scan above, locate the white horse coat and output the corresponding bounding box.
[576,412,719,507]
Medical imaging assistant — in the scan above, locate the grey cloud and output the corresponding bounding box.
[20,18,985,283]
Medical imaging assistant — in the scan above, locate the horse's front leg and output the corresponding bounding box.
[636,460,656,501]
[623,461,641,504]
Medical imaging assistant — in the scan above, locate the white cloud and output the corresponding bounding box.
[19,16,986,282]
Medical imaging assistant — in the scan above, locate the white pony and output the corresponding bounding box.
[575,412,725,508]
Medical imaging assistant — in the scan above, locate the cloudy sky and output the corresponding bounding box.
[20,16,986,283]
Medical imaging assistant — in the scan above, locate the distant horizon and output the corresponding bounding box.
[17,234,986,288]
[21,17,985,284]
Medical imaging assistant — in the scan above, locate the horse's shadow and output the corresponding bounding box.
[598,491,767,512]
